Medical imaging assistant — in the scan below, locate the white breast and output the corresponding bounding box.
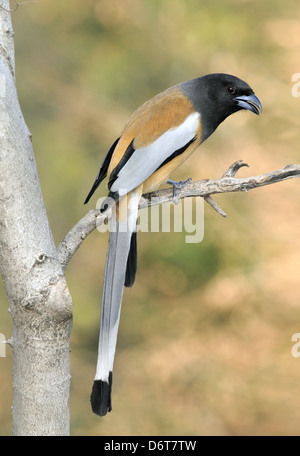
[110,112,200,196]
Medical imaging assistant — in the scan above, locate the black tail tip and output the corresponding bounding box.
[90,375,112,417]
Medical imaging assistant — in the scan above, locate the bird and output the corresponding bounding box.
[84,73,262,417]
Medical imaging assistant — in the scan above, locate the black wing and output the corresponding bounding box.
[84,137,120,204]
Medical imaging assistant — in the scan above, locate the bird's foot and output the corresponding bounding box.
[167,178,192,204]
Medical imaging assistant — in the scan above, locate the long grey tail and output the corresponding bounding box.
[90,191,139,416]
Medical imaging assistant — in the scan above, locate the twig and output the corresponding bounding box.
[57,161,300,269]
[203,195,227,217]
[0,0,37,13]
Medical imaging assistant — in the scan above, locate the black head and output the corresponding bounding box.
[180,73,262,143]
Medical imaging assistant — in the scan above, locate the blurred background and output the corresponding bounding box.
[1,0,300,436]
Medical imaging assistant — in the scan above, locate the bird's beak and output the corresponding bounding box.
[235,93,262,115]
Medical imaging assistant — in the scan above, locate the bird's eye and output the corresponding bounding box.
[227,86,236,95]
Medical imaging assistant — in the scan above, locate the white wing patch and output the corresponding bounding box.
[110,112,200,196]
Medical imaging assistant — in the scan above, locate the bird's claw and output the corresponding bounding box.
[167,178,192,204]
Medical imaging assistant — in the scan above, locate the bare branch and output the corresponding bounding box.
[203,195,227,217]
[0,0,38,13]
[57,161,300,269]
[58,209,112,270]
[221,159,249,178]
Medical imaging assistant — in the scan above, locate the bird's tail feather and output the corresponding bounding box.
[91,188,141,416]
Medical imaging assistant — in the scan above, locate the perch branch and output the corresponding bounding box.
[57,161,300,270]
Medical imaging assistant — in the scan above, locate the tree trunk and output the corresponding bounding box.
[0,2,72,436]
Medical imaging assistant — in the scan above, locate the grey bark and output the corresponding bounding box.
[0,2,72,436]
